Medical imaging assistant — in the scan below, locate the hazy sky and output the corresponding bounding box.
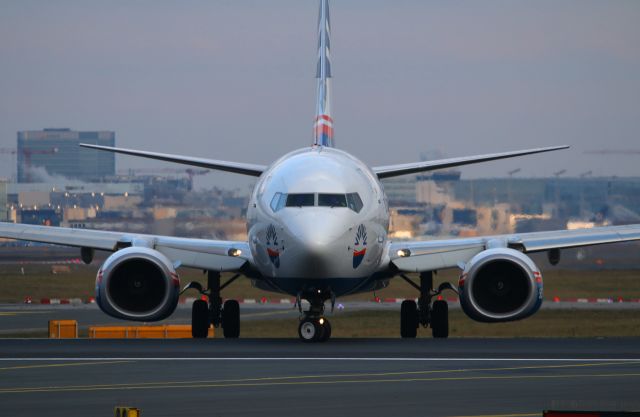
[1,1,639,189]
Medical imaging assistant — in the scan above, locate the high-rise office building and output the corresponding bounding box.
[17,128,115,183]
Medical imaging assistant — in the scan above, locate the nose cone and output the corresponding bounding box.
[284,210,347,276]
[288,211,345,248]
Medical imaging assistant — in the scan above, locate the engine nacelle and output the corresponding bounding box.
[458,248,543,323]
[95,247,180,322]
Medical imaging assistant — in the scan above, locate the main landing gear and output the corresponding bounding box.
[183,271,241,339]
[399,271,456,339]
[296,290,333,342]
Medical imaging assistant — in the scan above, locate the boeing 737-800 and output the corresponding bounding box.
[2,0,640,342]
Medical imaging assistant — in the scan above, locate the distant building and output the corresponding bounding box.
[0,180,7,221]
[17,128,115,183]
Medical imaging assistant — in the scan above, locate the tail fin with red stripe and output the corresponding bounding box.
[313,0,334,147]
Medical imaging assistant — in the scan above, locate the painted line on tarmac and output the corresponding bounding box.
[0,360,132,371]
[0,311,52,316]
[2,357,640,362]
[0,361,632,392]
[1,371,640,394]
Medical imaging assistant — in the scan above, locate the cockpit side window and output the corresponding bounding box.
[286,193,315,207]
[346,193,363,213]
[270,192,285,212]
[318,193,347,208]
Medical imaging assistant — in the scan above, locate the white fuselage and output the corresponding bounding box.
[246,147,390,297]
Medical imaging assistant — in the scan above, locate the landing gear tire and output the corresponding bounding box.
[222,299,240,338]
[192,299,209,338]
[400,300,418,338]
[298,318,320,342]
[431,300,449,338]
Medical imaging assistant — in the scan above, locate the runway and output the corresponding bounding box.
[1,338,639,416]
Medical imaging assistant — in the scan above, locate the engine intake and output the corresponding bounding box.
[95,247,180,321]
[459,248,543,322]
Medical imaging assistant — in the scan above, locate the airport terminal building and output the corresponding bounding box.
[17,128,115,183]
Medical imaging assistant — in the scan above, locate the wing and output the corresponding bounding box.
[80,144,267,177]
[0,222,250,272]
[373,146,569,179]
[389,224,640,272]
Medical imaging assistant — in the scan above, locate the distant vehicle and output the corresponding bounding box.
[1,0,639,342]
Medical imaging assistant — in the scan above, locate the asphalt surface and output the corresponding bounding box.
[2,301,638,336]
[1,338,640,416]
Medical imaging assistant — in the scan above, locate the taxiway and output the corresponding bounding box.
[0,338,639,416]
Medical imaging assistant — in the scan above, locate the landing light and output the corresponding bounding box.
[228,248,242,257]
[319,318,325,325]
[396,249,411,258]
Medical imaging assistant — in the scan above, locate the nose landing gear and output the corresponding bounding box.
[296,290,333,342]
[399,271,456,339]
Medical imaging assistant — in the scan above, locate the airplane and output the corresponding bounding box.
[2,0,640,342]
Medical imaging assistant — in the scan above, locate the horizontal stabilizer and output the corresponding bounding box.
[80,144,266,177]
[373,145,569,179]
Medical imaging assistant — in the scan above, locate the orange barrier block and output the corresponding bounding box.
[88,325,214,339]
[48,320,78,339]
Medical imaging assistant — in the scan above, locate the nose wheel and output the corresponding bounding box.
[298,317,331,342]
[297,290,333,342]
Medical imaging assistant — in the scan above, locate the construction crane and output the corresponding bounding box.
[507,168,521,177]
[117,167,209,190]
[118,167,209,180]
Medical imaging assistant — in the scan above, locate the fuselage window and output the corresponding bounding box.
[286,193,315,207]
[346,193,363,213]
[318,193,347,208]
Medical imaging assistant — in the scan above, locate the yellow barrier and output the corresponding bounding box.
[114,406,140,417]
[89,324,214,339]
[48,320,78,339]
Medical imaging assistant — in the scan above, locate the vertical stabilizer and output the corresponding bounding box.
[313,0,334,147]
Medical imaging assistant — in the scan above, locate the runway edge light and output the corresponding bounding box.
[114,406,140,417]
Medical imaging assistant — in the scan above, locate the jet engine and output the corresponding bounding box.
[458,248,543,323]
[95,247,180,321]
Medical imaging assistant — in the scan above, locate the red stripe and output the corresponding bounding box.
[315,124,333,137]
[315,115,333,123]
[353,248,366,257]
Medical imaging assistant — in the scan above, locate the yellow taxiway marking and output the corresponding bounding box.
[0,361,133,372]
[2,371,640,394]
[0,361,638,394]
[0,311,51,316]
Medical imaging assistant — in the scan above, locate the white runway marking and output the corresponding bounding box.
[1,357,640,362]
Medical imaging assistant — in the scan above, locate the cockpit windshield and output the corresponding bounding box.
[286,193,315,207]
[318,193,347,208]
[270,192,363,213]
